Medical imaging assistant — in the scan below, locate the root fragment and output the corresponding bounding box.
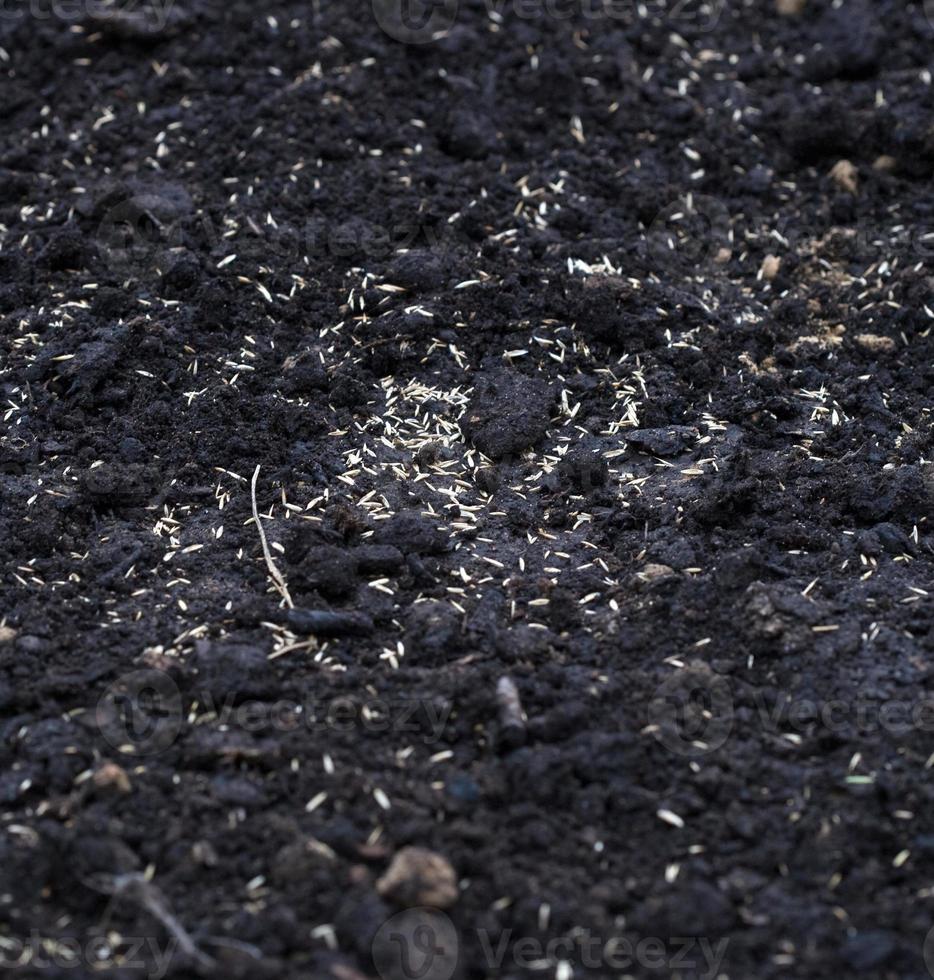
[251,464,293,609]
[496,675,527,748]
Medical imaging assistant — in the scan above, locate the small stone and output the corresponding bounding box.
[776,0,806,13]
[760,254,782,281]
[830,159,858,195]
[376,847,458,909]
[191,840,219,867]
[636,563,676,584]
[854,333,895,354]
[92,763,132,794]
[0,625,16,644]
[872,154,897,172]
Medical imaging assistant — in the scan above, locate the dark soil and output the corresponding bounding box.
[2,0,934,978]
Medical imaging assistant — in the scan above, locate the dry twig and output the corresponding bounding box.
[496,675,527,748]
[251,464,294,609]
[88,872,215,973]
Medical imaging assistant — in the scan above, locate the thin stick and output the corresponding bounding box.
[268,638,317,661]
[89,872,214,973]
[251,464,293,609]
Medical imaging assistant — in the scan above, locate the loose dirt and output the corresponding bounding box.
[1,1,933,978]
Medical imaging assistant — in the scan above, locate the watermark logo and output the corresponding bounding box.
[370,918,728,978]
[96,194,186,279]
[373,0,459,43]
[0,932,178,980]
[372,907,460,980]
[94,668,454,756]
[373,0,725,43]
[647,668,734,757]
[649,670,934,759]
[95,668,182,756]
[924,923,934,977]
[665,0,726,31]
[95,186,450,278]
[0,0,174,28]
[500,0,726,30]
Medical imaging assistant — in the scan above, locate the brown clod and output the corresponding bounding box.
[760,254,782,281]
[93,763,132,794]
[376,847,459,909]
[830,160,858,195]
[854,334,896,354]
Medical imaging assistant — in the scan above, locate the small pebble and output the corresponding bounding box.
[830,159,858,195]
[760,254,782,281]
[376,847,459,909]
